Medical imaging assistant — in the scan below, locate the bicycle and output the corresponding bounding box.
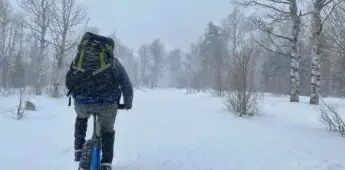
[78,104,126,170]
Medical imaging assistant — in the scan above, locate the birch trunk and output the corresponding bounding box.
[1,20,7,88]
[52,35,65,98]
[310,4,322,105]
[289,0,301,102]
[35,29,47,95]
[236,0,304,101]
[0,1,9,88]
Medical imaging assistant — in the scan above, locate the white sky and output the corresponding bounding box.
[80,0,232,51]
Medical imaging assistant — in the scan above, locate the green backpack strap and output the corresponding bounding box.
[92,43,113,75]
[72,39,88,72]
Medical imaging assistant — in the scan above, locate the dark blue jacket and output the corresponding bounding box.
[67,58,133,105]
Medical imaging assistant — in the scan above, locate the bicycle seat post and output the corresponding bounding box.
[90,112,101,139]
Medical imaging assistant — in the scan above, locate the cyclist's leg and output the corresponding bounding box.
[73,103,92,161]
[97,103,118,167]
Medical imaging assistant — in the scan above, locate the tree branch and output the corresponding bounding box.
[321,0,342,26]
[251,33,290,57]
[233,0,290,14]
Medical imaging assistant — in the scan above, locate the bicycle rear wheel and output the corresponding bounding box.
[78,139,97,170]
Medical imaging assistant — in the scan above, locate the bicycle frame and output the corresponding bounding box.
[85,104,125,170]
[91,113,102,170]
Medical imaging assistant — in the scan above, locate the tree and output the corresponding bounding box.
[322,3,345,96]
[184,42,203,93]
[0,0,12,89]
[49,0,87,97]
[20,0,53,95]
[12,13,26,89]
[234,0,306,102]
[117,44,139,87]
[167,48,183,88]
[224,40,259,116]
[195,37,209,92]
[261,50,289,94]
[203,22,227,96]
[221,7,253,91]
[149,39,164,88]
[138,44,150,87]
[309,0,341,105]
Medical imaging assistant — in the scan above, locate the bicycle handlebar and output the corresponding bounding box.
[117,104,126,110]
[88,104,127,116]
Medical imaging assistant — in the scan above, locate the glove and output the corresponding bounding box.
[123,103,132,110]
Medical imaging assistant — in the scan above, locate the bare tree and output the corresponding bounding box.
[0,0,12,89]
[49,0,87,97]
[234,0,306,102]
[184,42,202,93]
[202,22,227,96]
[224,41,259,117]
[190,38,208,92]
[149,39,164,88]
[221,7,253,91]
[167,48,183,88]
[322,3,345,96]
[319,98,345,136]
[309,0,342,105]
[0,8,25,92]
[19,0,53,95]
[184,53,193,93]
[138,44,150,87]
[12,13,26,89]
[16,88,26,120]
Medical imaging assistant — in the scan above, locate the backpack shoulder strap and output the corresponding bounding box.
[92,43,113,75]
[72,39,89,72]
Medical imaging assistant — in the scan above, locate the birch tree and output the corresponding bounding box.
[309,0,341,105]
[149,39,164,88]
[234,0,305,102]
[0,0,11,89]
[20,0,53,95]
[12,13,26,89]
[185,42,202,93]
[322,3,345,96]
[167,48,183,88]
[49,0,87,97]
[2,7,24,90]
[138,44,150,87]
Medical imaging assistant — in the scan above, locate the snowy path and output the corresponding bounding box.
[0,89,345,170]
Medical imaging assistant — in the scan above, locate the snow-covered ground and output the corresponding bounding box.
[0,89,345,170]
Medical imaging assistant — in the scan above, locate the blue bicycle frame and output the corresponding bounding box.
[91,145,101,170]
[90,113,102,170]
[81,104,125,170]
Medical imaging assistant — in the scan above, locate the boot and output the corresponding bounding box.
[100,163,112,170]
[101,131,115,165]
[74,117,88,161]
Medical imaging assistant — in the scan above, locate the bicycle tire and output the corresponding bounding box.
[79,139,97,170]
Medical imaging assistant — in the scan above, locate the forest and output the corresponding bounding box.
[0,0,345,116]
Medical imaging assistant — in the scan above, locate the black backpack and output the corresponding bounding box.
[66,32,117,106]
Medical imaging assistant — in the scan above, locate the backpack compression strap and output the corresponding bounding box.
[71,40,113,75]
[92,44,113,75]
[72,39,88,72]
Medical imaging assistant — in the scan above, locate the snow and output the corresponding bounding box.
[0,89,345,170]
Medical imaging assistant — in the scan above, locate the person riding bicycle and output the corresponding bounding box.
[65,32,133,170]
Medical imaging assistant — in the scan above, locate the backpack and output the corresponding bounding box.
[66,32,117,106]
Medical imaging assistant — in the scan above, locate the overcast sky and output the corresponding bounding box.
[80,0,232,51]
